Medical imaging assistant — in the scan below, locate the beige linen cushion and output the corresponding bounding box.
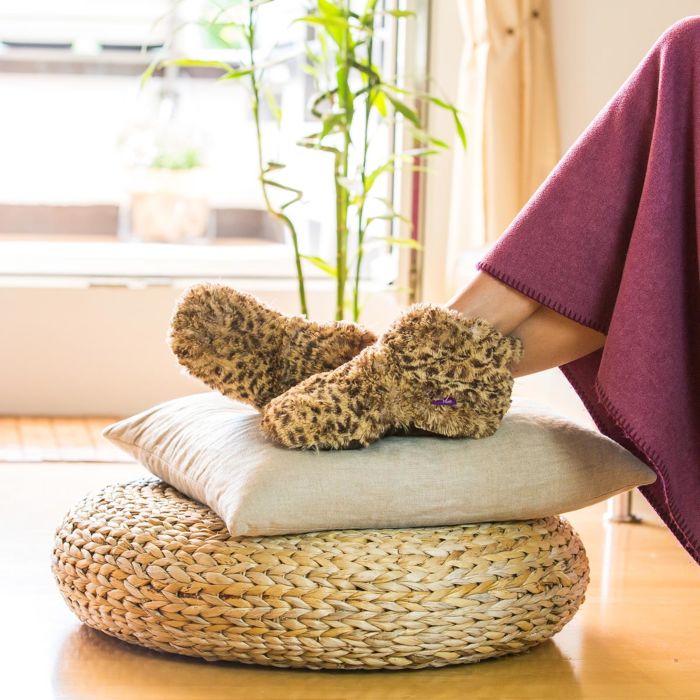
[103,392,656,537]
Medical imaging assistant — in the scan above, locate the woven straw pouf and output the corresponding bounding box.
[52,479,589,670]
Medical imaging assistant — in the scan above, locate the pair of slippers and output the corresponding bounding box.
[169,284,522,450]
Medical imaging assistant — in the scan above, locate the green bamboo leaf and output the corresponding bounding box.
[382,91,421,127]
[428,136,449,149]
[165,58,235,72]
[261,178,302,208]
[364,0,380,14]
[452,110,468,149]
[297,15,350,28]
[280,199,301,211]
[367,211,412,226]
[301,255,338,278]
[320,112,345,139]
[401,147,440,158]
[218,66,255,81]
[318,30,329,61]
[379,10,415,18]
[363,147,436,194]
[424,96,467,149]
[390,84,458,116]
[297,137,341,155]
[368,235,422,250]
[295,15,349,47]
[319,0,344,19]
[424,94,453,110]
[411,127,448,149]
[382,83,412,97]
[261,179,302,197]
[305,43,322,65]
[263,86,282,125]
[369,87,388,117]
[364,160,394,192]
[336,64,354,122]
[141,57,241,88]
[394,90,467,150]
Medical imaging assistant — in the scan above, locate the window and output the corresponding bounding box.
[0,0,400,262]
[0,0,419,299]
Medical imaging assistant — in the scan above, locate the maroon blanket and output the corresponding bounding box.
[478,17,700,564]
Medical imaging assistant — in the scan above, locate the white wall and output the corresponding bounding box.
[1,282,400,416]
[550,0,699,151]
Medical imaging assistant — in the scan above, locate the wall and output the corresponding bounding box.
[550,0,700,151]
[1,282,400,416]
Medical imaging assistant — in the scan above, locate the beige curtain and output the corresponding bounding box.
[446,0,560,288]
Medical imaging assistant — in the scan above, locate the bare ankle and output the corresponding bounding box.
[446,272,540,334]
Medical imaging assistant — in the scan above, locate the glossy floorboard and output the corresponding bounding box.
[0,416,127,462]
[2,461,698,700]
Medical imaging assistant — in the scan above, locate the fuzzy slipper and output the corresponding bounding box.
[169,284,377,409]
[261,304,523,449]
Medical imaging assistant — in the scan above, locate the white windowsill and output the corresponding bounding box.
[0,240,329,289]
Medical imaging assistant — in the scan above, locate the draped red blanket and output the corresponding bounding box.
[478,17,700,564]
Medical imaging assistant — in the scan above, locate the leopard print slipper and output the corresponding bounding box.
[261,304,523,449]
[168,284,377,409]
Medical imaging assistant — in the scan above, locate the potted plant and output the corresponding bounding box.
[127,146,211,244]
[145,0,465,317]
[119,123,211,244]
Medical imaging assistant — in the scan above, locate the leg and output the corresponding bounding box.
[447,272,541,334]
[509,306,606,377]
[447,271,606,376]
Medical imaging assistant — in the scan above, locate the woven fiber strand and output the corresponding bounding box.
[52,479,589,670]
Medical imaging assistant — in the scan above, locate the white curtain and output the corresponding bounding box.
[446,0,560,290]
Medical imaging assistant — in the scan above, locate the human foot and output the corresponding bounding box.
[261,304,523,449]
[169,284,377,409]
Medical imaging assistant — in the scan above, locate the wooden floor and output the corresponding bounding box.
[1,435,699,699]
[0,416,129,462]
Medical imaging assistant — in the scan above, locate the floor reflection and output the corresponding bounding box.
[54,625,583,700]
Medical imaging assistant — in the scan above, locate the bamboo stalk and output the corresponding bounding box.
[353,25,375,322]
[333,1,352,320]
[247,6,308,318]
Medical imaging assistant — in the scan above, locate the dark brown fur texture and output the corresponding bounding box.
[261,304,523,449]
[168,284,377,409]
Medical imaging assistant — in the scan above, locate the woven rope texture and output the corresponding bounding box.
[52,479,589,670]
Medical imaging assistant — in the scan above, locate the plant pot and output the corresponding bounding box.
[127,167,211,243]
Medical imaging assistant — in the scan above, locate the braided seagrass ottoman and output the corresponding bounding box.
[52,479,589,670]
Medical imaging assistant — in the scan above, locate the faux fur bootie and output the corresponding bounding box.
[169,284,377,409]
[261,304,523,449]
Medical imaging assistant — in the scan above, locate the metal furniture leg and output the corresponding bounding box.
[606,490,642,523]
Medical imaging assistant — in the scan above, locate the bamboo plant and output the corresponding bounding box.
[144,0,465,321]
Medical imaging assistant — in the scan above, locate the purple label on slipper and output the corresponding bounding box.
[431,397,457,406]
